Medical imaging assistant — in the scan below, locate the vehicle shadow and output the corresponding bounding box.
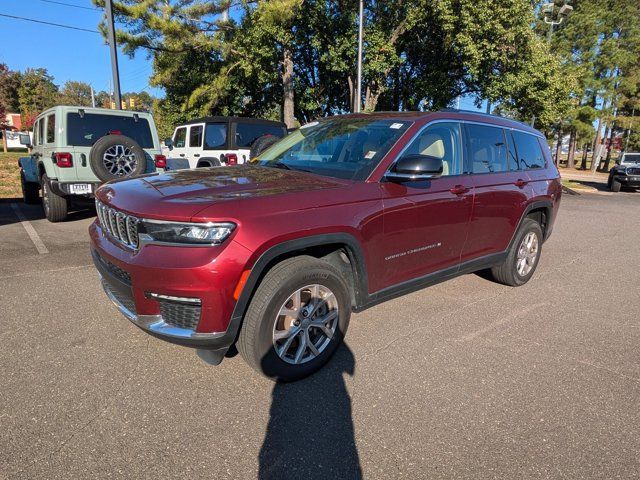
[258,343,362,480]
[0,197,96,226]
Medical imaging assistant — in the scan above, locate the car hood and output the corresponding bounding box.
[96,165,351,221]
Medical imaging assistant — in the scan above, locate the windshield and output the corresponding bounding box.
[255,118,412,180]
[622,153,640,164]
[67,113,154,148]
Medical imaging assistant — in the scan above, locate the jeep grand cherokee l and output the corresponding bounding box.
[90,110,561,381]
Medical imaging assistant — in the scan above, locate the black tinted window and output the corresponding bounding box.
[466,124,508,173]
[38,119,44,146]
[174,127,186,148]
[189,125,203,147]
[235,123,285,148]
[67,113,153,148]
[204,123,227,149]
[46,114,55,143]
[513,131,545,169]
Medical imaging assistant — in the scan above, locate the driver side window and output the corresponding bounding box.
[402,122,463,176]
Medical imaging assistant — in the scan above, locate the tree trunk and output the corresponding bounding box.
[567,130,576,169]
[585,117,602,170]
[554,132,562,166]
[282,47,295,129]
[347,76,355,113]
[593,123,610,173]
[601,122,616,172]
[581,145,588,166]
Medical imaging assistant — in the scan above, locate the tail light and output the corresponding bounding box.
[225,153,238,165]
[154,154,167,169]
[108,130,122,135]
[55,152,73,168]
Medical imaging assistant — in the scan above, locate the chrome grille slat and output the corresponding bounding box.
[95,200,140,250]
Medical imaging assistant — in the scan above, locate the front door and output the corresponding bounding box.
[378,122,474,291]
[186,123,205,166]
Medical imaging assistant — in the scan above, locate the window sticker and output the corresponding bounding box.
[364,150,377,159]
[390,122,404,129]
[301,121,319,129]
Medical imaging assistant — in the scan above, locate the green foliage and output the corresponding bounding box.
[58,81,93,106]
[18,68,58,128]
[0,64,22,114]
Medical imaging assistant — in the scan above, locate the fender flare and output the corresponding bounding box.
[196,157,221,168]
[509,199,554,248]
[225,233,369,344]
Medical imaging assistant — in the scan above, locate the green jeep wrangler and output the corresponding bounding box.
[19,106,164,222]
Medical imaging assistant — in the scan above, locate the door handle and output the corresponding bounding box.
[194,154,200,157]
[450,185,470,195]
[179,153,185,157]
[514,179,528,188]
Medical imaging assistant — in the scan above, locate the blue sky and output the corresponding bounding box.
[0,0,161,96]
[0,0,483,112]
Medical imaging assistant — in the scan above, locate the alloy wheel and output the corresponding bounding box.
[516,231,539,277]
[272,284,339,365]
[103,145,138,176]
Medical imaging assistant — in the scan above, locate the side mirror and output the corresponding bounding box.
[164,138,173,150]
[19,134,32,148]
[386,154,443,182]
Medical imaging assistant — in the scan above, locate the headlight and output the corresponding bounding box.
[139,221,235,245]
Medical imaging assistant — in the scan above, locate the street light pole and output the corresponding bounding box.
[105,0,122,110]
[355,0,363,113]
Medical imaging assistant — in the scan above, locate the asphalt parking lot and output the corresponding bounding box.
[1,189,639,479]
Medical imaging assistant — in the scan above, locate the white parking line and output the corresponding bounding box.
[10,203,49,255]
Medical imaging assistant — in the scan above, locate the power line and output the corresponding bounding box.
[0,13,99,33]
[38,0,101,11]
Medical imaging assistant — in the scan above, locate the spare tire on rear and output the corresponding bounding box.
[89,134,147,182]
[249,134,280,160]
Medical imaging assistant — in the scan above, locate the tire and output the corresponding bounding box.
[196,158,221,168]
[89,134,146,182]
[249,134,280,160]
[610,178,621,192]
[489,218,543,287]
[237,256,351,382]
[21,172,40,204]
[41,174,68,222]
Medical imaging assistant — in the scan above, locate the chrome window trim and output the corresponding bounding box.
[381,118,545,180]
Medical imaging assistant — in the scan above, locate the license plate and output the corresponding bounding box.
[69,184,92,195]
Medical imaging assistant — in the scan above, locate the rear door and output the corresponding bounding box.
[461,124,531,262]
[202,122,229,164]
[186,123,205,166]
[378,121,474,289]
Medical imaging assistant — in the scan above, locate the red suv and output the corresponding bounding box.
[91,111,561,381]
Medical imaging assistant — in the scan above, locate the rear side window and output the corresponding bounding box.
[466,124,508,173]
[33,119,39,145]
[204,123,227,150]
[189,125,203,147]
[66,113,153,148]
[235,123,285,148]
[38,119,44,146]
[46,114,55,144]
[512,131,545,169]
[174,127,187,148]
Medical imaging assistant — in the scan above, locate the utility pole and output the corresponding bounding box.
[105,0,122,109]
[90,85,96,108]
[355,0,363,113]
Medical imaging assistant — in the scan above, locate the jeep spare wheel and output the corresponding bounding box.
[89,134,147,182]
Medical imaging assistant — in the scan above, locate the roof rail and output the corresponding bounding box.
[438,108,536,130]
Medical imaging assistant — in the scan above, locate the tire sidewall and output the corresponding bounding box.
[510,220,543,285]
[89,134,147,182]
[253,267,351,382]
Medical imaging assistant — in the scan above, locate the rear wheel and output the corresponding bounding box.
[237,256,351,382]
[489,218,543,287]
[41,174,68,222]
[21,172,40,204]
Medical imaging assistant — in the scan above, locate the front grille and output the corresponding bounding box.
[96,199,140,249]
[93,250,131,284]
[627,167,640,175]
[102,279,136,315]
[159,300,201,330]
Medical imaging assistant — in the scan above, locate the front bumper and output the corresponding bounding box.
[614,175,640,187]
[90,221,252,352]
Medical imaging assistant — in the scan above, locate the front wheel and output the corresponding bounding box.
[237,256,351,382]
[489,218,543,287]
[610,177,622,192]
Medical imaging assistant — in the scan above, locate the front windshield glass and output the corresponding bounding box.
[622,153,640,164]
[255,118,412,180]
